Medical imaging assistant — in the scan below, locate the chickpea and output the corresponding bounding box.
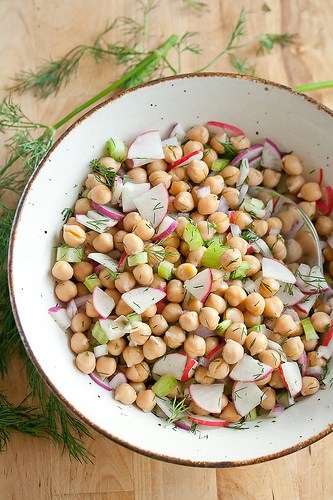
[136,389,156,412]
[311,312,331,333]
[208,212,230,233]
[301,376,320,396]
[222,339,244,364]
[315,215,333,236]
[220,403,241,423]
[74,198,92,215]
[260,387,276,410]
[324,246,333,262]
[184,297,203,314]
[77,281,90,295]
[308,351,326,367]
[298,182,322,202]
[175,263,197,281]
[274,314,298,336]
[205,294,227,314]
[211,269,228,294]
[221,165,240,186]
[52,260,74,281]
[76,351,96,374]
[224,307,244,324]
[258,349,281,369]
[170,166,187,182]
[162,302,183,322]
[127,168,147,183]
[243,293,264,316]
[85,297,99,317]
[163,145,183,164]
[285,239,303,264]
[264,296,284,318]
[169,180,191,196]
[282,154,303,175]
[108,337,126,356]
[282,336,304,360]
[262,169,281,189]
[63,224,86,248]
[88,184,112,204]
[147,159,168,175]
[301,335,318,352]
[122,345,144,367]
[177,311,198,332]
[244,311,262,328]
[141,304,157,319]
[186,125,209,144]
[92,233,114,253]
[227,236,247,257]
[265,234,287,260]
[197,220,216,242]
[123,212,142,232]
[220,248,242,272]
[132,264,154,286]
[247,168,264,186]
[70,332,90,354]
[259,277,279,298]
[183,140,204,156]
[203,147,218,168]
[194,365,215,385]
[148,314,168,335]
[298,201,316,219]
[115,272,136,293]
[164,325,186,349]
[199,307,220,331]
[225,322,247,345]
[251,220,268,237]
[166,280,185,303]
[143,336,167,360]
[173,191,195,212]
[85,173,105,189]
[245,331,267,355]
[105,287,121,303]
[224,286,247,307]
[205,336,219,356]
[70,312,91,333]
[286,174,305,194]
[230,135,251,151]
[96,356,117,380]
[210,133,228,154]
[129,322,151,346]
[243,255,261,277]
[222,188,240,209]
[269,369,285,389]
[115,383,137,405]
[114,230,127,251]
[184,334,206,357]
[187,247,206,267]
[55,280,77,302]
[99,156,121,172]
[149,170,172,189]
[126,361,150,383]
[204,175,224,195]
[188,402,210,416]
[176,216,189,237]
[129,382,146,393]
[208,358,230,379]
[146,245,165,266]
[123,233,144,255]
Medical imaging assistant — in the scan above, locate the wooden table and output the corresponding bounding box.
[1,1,333,498]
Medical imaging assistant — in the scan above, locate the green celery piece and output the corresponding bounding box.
[84,273,101,292]
[183,222,204,251]
[107,137,127,162]
[301,318,319,341]
[211,159,230,172]
[152,374,177,398]
[56,245,83,263]
[126,313,142,323]
[215,319,232,336]
[202,239,229,269]
[244,408,257,421]
[158,260,174,280]
[127,252,148,266]
[80,188,90,198]
[230,261,250,279]
[92,321,108,344]
[247,324,267,335]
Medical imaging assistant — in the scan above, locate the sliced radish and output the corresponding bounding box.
[232,381,266,417]
[167,150,203,171]
[153,353,187,381]
[90,202,125,221]
[99,315,129,340]
[295,294,318,315]
[127,130,164,163]
[236,158,250,188]
[162,136,180,147]
[127,157,156,168]
[74,294,92,308]
[169,122,187,143]
[184,269,212,302]
[218,196,229,213]
[122,287,166,314]
[189,383,224,413]
[48,306,71,330]
[92,287,115,318]
[206,342,225,361]
[206,121,244,137]
[295,265,329,294]
[298,350,308,376]
[121,182,150,212]
[152,216,178,242]
[76,213,117,233]
[316,186,333,215]
[249,154,262,169]
[66,299,78,320]
[275,283,305,308]
[229,354,273,382]
[155,396,186,419]
[262,257,296,284]
[187,413,230,427]
[109,372,127,390]
[260,139,282,171]
[230,144,264,167]
[110,177,123,206]
[317,324,333,359]
[118,251,127,271]
[88,252,118,272]
[134,184,169,228]
[278,361,302,397]
[181,358,199,382]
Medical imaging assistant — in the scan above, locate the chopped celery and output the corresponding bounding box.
[240,198,266,219]
[211,158,230,172]
[247,324,267,335]
[127,252,148,266]
[301,318,319,341]
[56,245,83,263]
[107,137,128,162]
[202,239,229,269]
[230,261,250,280]
[127,313,142,323]
[244,408,257,421]
[80,188,90,198]
[158,260,174,280]
[276,391,290,406]
[215,319,232,336]
[84,273,101,292]
[152,374,177,397]
[183,221,203,250]
[92,321,109,344]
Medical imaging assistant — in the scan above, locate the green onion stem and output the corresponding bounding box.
[294,81,333,93]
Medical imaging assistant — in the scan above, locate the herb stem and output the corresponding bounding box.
[294,81,333,92]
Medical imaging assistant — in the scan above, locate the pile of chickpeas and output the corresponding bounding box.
[51,123,333,422]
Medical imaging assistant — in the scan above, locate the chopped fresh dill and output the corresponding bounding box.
[90,159,116,188]
[182,0,209,11]
[165,396,188,427]
[61,207,73,223]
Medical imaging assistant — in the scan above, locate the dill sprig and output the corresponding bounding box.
[182,0,209,12]
[165,397,188,427]
[90,159,116,188]
[257,33,298,54]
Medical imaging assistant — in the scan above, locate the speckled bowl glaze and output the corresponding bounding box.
[9,74,333,467]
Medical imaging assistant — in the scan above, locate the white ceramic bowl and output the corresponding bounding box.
[9,74,333,467]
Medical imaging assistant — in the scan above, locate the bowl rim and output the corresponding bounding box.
[8,71,333,467]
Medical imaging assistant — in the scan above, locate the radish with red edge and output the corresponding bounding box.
[134,183,169,228]
[184,268,212,302]
[109,372,127,390]
[262,257,296,284]
[169,122,187,143]
[48,307,71,330]
[76,213,117,233]
[66,299,78,320]
[91,202,125,221]
[152,216,178,242]
[230,144,264,167]
[88,252,118,272]
[296,265,329,294]
[122,287,166,314]
[206,121,244,137]
[317,323,333,359]
[153,353,187,381]
[187,413,230,427]
[92,286,115,318]
[127,130,164,164]
[229,353,273,382]
[249,154,262,169]
[316,186,333,215]
[232,381,266,417]
[181,358,198,382]
[295,294,318,315]
[167,150,203,171]
[161,136,180,147]
[189,383,225,413]
[118,251,127,271]
[155,396,189,429]
[206,342,225,361]
[99,315,129,340]
[121,182,150,212]
[275,283,305,308]
[260,138,282,171]
[278,361,302,397]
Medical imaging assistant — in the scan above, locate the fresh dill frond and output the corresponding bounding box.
[165,397,188,427]
[90,159,116,188]
[219,141,238,160]
[257,33,297,54]
[229,53,255,76]
[182,0,209,11]
[61,208,73,223]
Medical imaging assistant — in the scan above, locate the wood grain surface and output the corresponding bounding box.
[1,1,333,499]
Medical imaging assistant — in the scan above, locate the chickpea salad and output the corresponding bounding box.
[49,120,333,429]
